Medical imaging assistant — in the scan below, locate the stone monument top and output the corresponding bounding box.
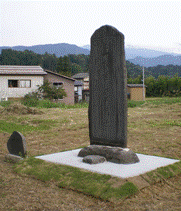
[89,24,127,148]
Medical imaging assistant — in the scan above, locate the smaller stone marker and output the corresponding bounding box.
[7,131,27,157]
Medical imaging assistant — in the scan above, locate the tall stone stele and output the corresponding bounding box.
[89,25,127,148]
[78,25,139,164]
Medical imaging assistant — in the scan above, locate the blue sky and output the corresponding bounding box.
[0,0,180,54]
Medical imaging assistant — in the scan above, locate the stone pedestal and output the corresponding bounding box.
[78,145,139,164]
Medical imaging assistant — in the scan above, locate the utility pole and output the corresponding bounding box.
[143,66,145,101]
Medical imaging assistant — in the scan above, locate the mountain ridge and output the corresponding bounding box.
[0,43,90,58]
[129,55,181,67]
[81,44,180,59]
[0,43,180,67]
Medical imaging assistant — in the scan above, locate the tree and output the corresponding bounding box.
[157,75,168,96]
[68,54,89,73]
[38,80,67,100]
[42,52,57,71]
[144,76,156,97]
[71,63,82,75]
[133,74,143,84]
[56,56,72,77]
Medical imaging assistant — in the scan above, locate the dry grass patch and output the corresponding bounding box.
[127,103,181,159]
[0,102,43,115]
[1,98,181,210]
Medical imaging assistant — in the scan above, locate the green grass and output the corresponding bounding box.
[162,120,181,127]
[13,157,181,202]
[0,100,12,107]
[127,100,145,107]
[146,97,181,105]
[13,157,138,201]
[37,100,63,108]
[0,119,57,134]
[145,161,181,184]
[34,100,89,109]
[1,97,181,110]
[157,166,174,178]
[148,120,181,128]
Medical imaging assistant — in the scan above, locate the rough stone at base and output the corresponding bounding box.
[78,145,140,164]
[83,155,107,164]
[5,154,24,163]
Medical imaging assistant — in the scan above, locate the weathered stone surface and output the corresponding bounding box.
[83,155,107,164]
[7,131,27,157]
[78,145,139,164]
[5,154,24,163]
[89,25,127,148]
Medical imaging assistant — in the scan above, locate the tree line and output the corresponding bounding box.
[0,49,88,77]
[1,48,181,78]
[0,48,181,97]
[128,74,181,97]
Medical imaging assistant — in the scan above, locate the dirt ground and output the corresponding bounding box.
[0,103,181,210]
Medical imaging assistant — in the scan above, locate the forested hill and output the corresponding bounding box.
[0,43,90,57]
[1,43,180,67]
[0,49,181,79]
[129,55,181,67]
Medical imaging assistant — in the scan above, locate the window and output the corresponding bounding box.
[20,80,31,88]
[53,82,63,88]
[74,87,78,91]
[8,80,31,88]
[8,80,18,88]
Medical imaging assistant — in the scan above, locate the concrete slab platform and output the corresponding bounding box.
[35,148,180,179]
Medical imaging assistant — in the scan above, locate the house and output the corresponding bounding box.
[72,73,147,101]
[74,80,84,103]
[73,72,89,82]
[0,65,46,101]
[44,69,75,105]
[0,66,75,105]
[73,73,89,103]
[82,77,90,102]
[127,84,146,101]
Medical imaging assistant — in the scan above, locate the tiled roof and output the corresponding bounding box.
[127,84,147,88]
[0,65,47,75]
[44,69,75,81]
[73,72,89,79]
[74,80,84,86]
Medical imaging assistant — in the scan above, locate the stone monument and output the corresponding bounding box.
[5,131,27,163]
[7,131,27,157]
[78,25,139,164]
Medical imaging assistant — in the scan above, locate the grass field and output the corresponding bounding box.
[0,97,181,210]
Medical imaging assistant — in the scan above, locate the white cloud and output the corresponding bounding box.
[0,0,180,54]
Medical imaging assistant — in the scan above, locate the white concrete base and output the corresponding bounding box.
[35,149,180,179]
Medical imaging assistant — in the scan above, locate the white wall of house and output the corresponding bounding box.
[77,86,82,101]
[0,75,44,99]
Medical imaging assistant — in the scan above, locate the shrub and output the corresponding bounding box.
[127,101,137,108]
[0,100,11,107]
[21,92,39,107]
[38,80,67,100]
